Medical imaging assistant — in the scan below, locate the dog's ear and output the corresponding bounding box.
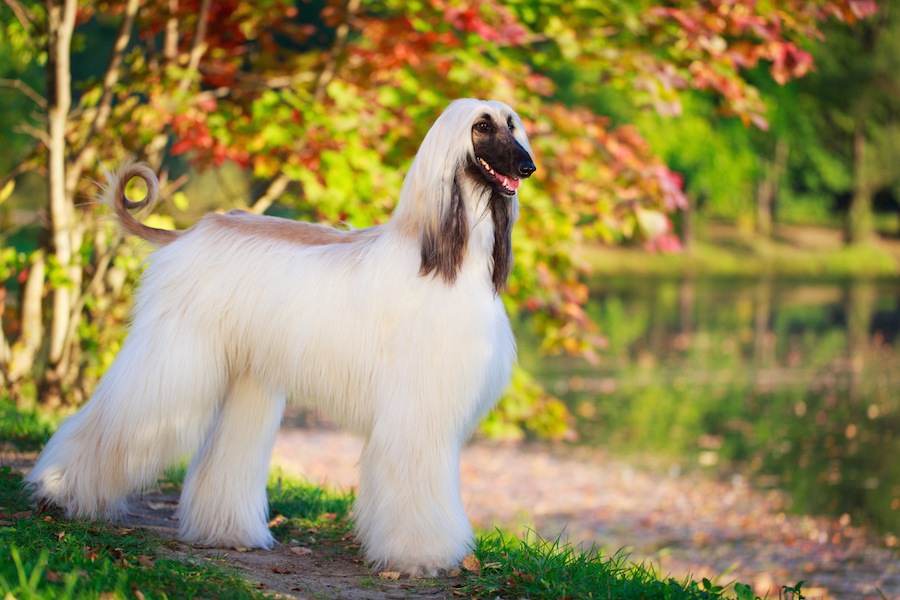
[419,177,468,285]
[489,190,516,295]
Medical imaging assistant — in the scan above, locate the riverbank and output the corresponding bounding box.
[582,223,900,278]
[272,427,899,600]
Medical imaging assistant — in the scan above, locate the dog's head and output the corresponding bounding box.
[469,105,536,197]
[398,99,535,293]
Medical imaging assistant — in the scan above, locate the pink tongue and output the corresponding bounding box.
[504,176,520,191]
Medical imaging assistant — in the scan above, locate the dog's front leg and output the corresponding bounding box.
[353,421,472,576]
[177,374,285,550]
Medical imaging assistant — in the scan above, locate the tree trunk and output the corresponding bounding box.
[845,122,874,245]
[679,198,694,253]
[5,250,47,385]
[756,138,788,238]
[44,0,79,398]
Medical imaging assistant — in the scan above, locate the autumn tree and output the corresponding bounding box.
[796,0,898,243]
[0,0,871,433]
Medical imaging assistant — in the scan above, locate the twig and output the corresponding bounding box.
[249,172,290,215]
[3,0,35,29]
[177,0,211,93]
[253,0,362,215]
[313,0,361,102]
[16,122,50,146]
[69,0,141,189]
[0,78,47,108]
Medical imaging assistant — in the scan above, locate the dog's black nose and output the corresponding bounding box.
[518,161,536,178]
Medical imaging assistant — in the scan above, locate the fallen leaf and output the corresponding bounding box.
[84,547,99,561]
[446,568,462,577]
[272,566,293,574]
[234,546,250,552]
[138,555,155,568]
[57,531,65,541]
[289,546,313,556]
[379,571,401,580]
[45,571,63,583]
[43,515,54,523]
[12,511,33,519]
[461,553,481,574]
[267,514,287,528]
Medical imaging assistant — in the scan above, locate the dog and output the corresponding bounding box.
[25,98,536,575]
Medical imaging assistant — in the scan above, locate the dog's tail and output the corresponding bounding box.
[101,159,180,246]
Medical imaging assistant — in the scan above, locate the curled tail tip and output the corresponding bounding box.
[102,159,178,246]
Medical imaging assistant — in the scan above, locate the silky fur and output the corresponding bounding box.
[25,99,534,575]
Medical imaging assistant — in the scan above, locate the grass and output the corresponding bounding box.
[1,396,796,599]
[460,531,804,600]
[0,467,267,599]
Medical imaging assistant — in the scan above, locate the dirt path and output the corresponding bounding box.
[122,488,452,600]
[272,428,899,600]
[5,429,898,600]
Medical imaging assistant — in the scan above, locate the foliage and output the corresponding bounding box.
[0,0,876,435]
[793,0,900,242]
[0,395,57,451]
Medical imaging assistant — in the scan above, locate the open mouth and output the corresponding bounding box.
[477,157,520,196]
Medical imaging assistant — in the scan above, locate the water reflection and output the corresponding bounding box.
[521,277,900,538]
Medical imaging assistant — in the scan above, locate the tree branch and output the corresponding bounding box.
[0,78,47,108]
[68,0,141,191]
[313,0,361,102]
[249,172,290,215]
[164,0,179,61]
[177,0,211,93]
[251,0,363,216]
[4,0,36,29]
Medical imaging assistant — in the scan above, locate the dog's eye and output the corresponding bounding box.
[507,117,515,131]
[474,121,493,134]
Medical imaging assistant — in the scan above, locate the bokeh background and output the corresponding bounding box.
[1,1,898,597]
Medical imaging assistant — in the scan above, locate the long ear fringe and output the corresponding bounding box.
[419,177,468,284]
[395,100,488,284]
[489,190,517,295]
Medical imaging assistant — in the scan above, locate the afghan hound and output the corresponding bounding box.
[25,98,536,575]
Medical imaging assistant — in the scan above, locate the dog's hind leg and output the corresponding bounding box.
[25,330,225,521]
[176,373,285,549]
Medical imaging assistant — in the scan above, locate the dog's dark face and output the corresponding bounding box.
[470,113,536,196]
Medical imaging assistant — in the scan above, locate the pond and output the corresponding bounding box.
[518,277,900,538]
